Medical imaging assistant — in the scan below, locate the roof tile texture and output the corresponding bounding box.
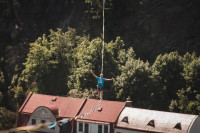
[78,99,125,123]
[20,93,86,118]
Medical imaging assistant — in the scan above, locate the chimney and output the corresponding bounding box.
[125,96,133,107]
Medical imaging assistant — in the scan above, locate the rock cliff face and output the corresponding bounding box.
[0,0,200,82]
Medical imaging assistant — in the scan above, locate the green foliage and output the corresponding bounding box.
[152,51,185,110]
[68,36,125,100]
[14,86,23,100]
[0,107,16,130]
[19,28,77,95]
[0,71,5,91]
[0,71,6,105]
[114,47,154,108]
[169,53,200,114]
[183,54,200,89]
[68,36,102,90]
[67,88,98,99]
[169,88,200,114]
[85,0,113,19]
[18,27,126,100]
[8,26,200,114]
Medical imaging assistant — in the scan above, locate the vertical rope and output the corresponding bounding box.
[101,0,105,74]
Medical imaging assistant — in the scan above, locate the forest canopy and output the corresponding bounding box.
[1,28,198,115]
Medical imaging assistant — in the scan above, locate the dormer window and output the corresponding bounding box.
[174,122,181,130]
[122,116,129,123]
[147,120,155,127]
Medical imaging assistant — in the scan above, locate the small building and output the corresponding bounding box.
[16,92,87,133]
[76,99,125,133]
[115,107,200,133]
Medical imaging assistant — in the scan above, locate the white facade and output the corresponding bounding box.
[27,106,60,133]
[77,121,110,133]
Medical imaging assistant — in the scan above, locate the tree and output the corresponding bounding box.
[183,53,200,89]
[114,47,154,108]
[152,51,185,110]
[67,36,125,100]
[169,87,200,114]
[169,53,200,114]
[18,28,77,95]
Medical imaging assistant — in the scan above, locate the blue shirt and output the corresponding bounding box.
[97,77,106,87]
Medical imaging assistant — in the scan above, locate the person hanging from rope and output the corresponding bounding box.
[90,70,113,99]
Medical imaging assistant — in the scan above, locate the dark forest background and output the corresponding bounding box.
[0,0,200,129]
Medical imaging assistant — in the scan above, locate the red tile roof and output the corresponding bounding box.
[19,93,86,118]
[18,93,125,125]
[78,99,125,123]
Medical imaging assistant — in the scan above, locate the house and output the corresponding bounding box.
[16,92,125,133]
[16,92,87,133]
[115,107,200,133]
[16,92,200,133]
[76,99,125,133]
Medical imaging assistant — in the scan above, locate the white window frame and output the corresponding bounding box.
[77,122,90,133]
[98,124,110,133]
[77,122,110,133]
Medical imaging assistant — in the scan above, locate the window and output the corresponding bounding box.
[85,123,89,133]
[174,122,181,130]
[122,116,129,123]
[147,120,155,127]
[79,122,83,131]
[104,125,108,133]
[32,119,36,125]
[98,125,102,133]
[41,120,45,123]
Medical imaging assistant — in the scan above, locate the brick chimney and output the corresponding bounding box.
[125,96,133,107]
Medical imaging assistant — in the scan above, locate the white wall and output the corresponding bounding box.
[77,121,110,133]
[114,128,147,133]
[188,116,200,133]
[27,107,60,133]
